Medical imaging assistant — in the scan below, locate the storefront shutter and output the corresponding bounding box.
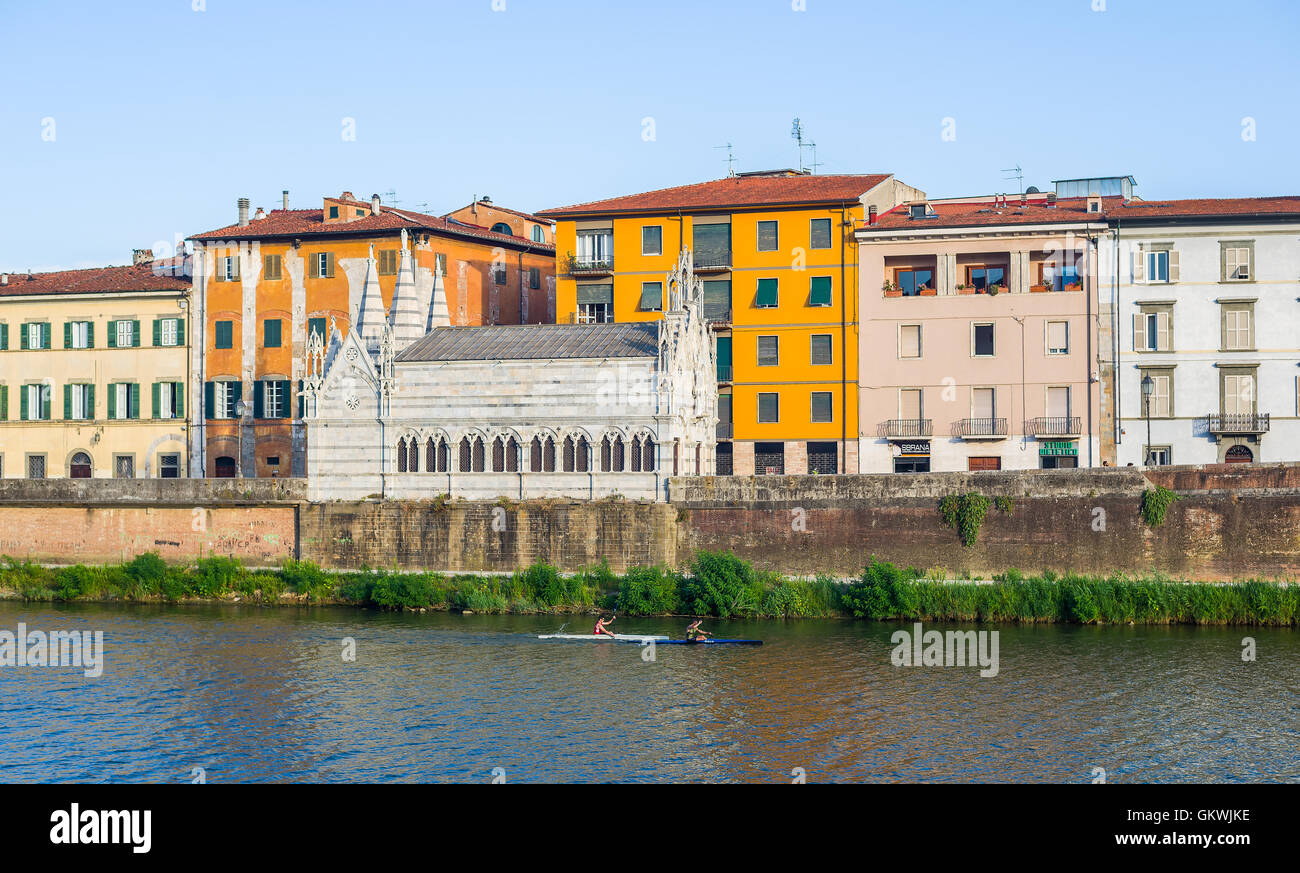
[576,284,613,305]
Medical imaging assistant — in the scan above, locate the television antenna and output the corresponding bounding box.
[792,118,820,174]
[383,188,400,206]
[1001,165,1023,194]
[715,142,737,176]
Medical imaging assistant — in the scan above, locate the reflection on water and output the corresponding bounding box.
[0,602,1295,783]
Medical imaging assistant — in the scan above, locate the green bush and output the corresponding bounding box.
[520,562,564,607]
[125,552,167,592]
[615,566,679,615]
[53,565,96,601]
[1140,485,1180,527]
[680,551,755,617]
[939,493,993,547]
[842,558,920,619]
[281,560,333,601]
[370,572,441,610]
[193,556,244,597]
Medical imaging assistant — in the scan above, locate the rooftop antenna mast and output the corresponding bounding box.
[807,141,823,175]
[715,142,737,176]
[792,118,819,174]
[1001,165,1023,194]
[383,188,400,206]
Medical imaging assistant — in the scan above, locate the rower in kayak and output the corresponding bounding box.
[593,614,616,637]
[685,619,713,643]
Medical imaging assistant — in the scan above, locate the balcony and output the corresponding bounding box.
[565,253,614,277]
[716,421,734,440]
[878,419,932,439]
[716,364,733,383]
[693,250,731,273]
[705,306,732,324]
[1206,412,1270,435]
[952,418,1008,440]
[1025,416,1081,437]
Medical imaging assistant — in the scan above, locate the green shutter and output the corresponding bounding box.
[20,385,28,420]
[717,336,732,367]
[20,325,27,350]
[41,386,50,420]
[279,380,291,419]
[129,383,140,419]
[107,321,117,349]
[204,381,215,419]
[576,284,613,305]
[308,317,326,342]
[297,379,305,419]
[87,384,95,419]
[64,322,72,349]
[152,319,161,346]
[108,384,116,419]
[176,318,184,345]
[639,282,662,311]
[810,276,833,307]
[253,380,265,419]
[756,278,778,308]
[174,382,184,417]
[265,319,281,348]
[87,322,94,349]
[63,384,71,420]
[0,385,6,420]
[0,322,7,350]
[151,382,161,419]
[131,320,141,348]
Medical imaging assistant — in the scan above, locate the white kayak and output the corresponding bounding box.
[537,633,668,642]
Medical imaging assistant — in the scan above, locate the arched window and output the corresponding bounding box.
[530,437,542,473]
[600,436,613,472]
[459,437,472,472]
[397,438,409,473]
[491,222,512,235]
[492,437,505,473]
[472,437,485,472]
[69,452,92,479]
[426,437,438,473]
[506,437,520,472]
[543,436,555,472]
[576,436,590,473]
[563,436,575,472]
[642,439,656,472]
[408,438,420,473]
[613,437,625,472]
[630,436,643,472]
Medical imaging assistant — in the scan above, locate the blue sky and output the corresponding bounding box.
[2,0,1297,270]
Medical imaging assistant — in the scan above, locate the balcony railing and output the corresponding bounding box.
[878,418,932,438]
[705,306,732,323]
[693,250,731,272]
[565,253,614,276]
[952,417,1008,438]
[716,364,733,382]
[1206,412,1270,435]
[1025,416,1081,436]
[716,421,734,440]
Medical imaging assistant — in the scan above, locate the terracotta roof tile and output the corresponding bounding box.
[537,173,893,217]
[190,205,554,250]
[1107,196,1300,220]
[0,262,190,298]
[864,197,1118,231]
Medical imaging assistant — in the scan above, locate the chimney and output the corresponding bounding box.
[282,190,289,210]
[371,194,381,215]
[1046,192,1057,207]
[1,274,7,285]
[132,248,153,265]
[254,207,266,221]
[341,191,354,201]
[237,197,250,227]
[868,205,878,225]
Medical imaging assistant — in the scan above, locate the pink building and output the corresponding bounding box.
[855,194,1111,472]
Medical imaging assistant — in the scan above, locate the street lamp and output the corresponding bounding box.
[1140,374,1154,466]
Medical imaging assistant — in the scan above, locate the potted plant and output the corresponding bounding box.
[882,280,902,297]
[988,283,1003,296]
[956,283,974,295]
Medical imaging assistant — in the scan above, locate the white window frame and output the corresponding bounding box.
[757,392,780,423]
[264,380,284,419]
[159,382,175,420]
[160,318,179,347]
[27,323,43,349]
[1046,320,1069,355]
[27,384,50,420]
[1225,246,1251,281]
[223,256,236,281]
[215,381,237,419]
[898,324,922,359]
[641,225,662,256]
[70,321,90,349]
[112,383,130,420]
[971,322,995,357]
[576,231,612,264]
[1145,250,1169,283]
[116,320,134,348]
[71,383,92,420]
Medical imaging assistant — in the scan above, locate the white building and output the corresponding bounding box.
[1105,197,1300,465]
[302,246,716,501]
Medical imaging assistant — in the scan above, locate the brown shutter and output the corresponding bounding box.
[1168,250,1179,282]
[1133,313,1146,351]
[308,253,319,279]
[326,252,335,278]
[1156,311,1169,351]
[230,252,240,280]
[1132,249,1144,282]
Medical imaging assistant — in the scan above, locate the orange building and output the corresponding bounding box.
[443,196,554,246]
[188,191,555,478]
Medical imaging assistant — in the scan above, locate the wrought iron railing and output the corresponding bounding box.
[1025,416,1081,436]
[879,418,933,438]
[565,252,614,275]
[693,250,731,271]
[716,421,733,439]
[1206,412,1270,434]
[716,365,733,382]
[952,417,1008,437]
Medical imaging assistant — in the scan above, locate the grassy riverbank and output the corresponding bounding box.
[1,552,1296,626]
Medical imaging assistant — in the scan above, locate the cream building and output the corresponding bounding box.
[0,256,191,479]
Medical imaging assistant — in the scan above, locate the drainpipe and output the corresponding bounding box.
[839,204,849,473]
[1085,231,1095,468]
[1113,220,1122,455]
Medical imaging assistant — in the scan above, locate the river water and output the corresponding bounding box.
[0,601,1295,783]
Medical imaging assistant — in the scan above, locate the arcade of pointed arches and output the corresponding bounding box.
[393,427,659,474]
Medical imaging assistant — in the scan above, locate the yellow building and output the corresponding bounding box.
[0,256,191,479]
[539,170,922,474]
